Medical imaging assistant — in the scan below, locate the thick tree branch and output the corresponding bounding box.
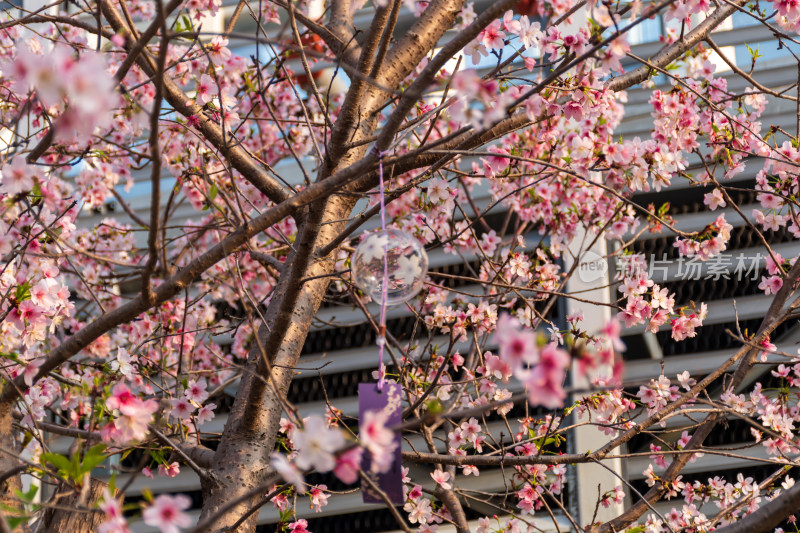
[323,0,395,170]
[606,0,748,92]
[375,0,517,151]
[326,0,361,65]
[379,0,466,88]
[272,0,360,67]
[712,482,800,533]
[99,0,294,206]
[435,485,470,533]
[0,150,379,406]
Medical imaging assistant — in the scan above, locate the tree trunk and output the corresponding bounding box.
[0,406,22,531]
[199,193,360,532]
[37,477,108,533]
[195,1,468,528]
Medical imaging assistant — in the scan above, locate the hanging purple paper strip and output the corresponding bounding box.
[359,382,404,504]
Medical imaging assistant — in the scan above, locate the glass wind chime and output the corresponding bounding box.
[351,148,429,504]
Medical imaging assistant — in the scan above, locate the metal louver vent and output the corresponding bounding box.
[633,179,757,214]
[630,224,794,261]
[660,268,766,305]
[287,367,381,404]
[626,415,770,454]
[622,317,795,360]
[301,315,422,355]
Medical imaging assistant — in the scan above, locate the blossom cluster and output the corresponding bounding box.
[3,0,800,531]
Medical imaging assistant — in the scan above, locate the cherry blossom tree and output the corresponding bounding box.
[0,0,799,532]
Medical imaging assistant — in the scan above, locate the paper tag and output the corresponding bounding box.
[359,382,403,504]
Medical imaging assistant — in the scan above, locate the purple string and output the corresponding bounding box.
[376,147,388,392]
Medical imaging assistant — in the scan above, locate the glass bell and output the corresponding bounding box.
[351,228,428,306]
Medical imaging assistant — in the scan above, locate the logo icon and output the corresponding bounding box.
[576,250,608,283]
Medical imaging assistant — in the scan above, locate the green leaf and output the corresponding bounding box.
[745,43,762,60]
[15,282,30,303]
[41,452,74,475]
[208,183,218,201]
[80,444,108,475]
[6,515,28,530]
[30,182,42,201]
[0,352,20,363]
[149,449,166,465]
[532,436,558,448]
[14,484,38,503]
[424,399,444,415]
[73,449,81,469]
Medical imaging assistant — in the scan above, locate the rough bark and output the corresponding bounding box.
[196,78,389,532]
[195,1,431,526]
[37,478,109,533]
[0,409,21,524]
[198,194,358,532]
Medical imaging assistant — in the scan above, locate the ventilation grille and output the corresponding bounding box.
[630,463,790,505]
[633,179,757,214]
[661,268,766,305]
[301,314,423,355]
[288,367,379,404]
[627,415,765,453]
[630,224,794,261]
[622,317,794,360]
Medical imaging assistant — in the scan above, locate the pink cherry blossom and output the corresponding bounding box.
[293,414,346,472]
[759,275,783,295]
[480,19,506,51]
[1,156,38,196]
[98,490,130,533]
[184,378,209,403]
[520,343,569,409]
[431,469,452,490]
[22,359,44,387]
[195,74,215,105]
[309,485,329,512]
[196,403,217,426]
[288,519,310,533]
[360,409,397,474]
[270,452,305,490]
[142,494,192,533]
[169,398,196,421]
[494,314,538,368]
[158,462,180,478]
[333,446,363,484]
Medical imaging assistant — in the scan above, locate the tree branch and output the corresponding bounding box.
[712,482,800,533]
[606,0,748,92]
[379,0,466,88]
[0,150,379,406]
[99,0,294,206]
